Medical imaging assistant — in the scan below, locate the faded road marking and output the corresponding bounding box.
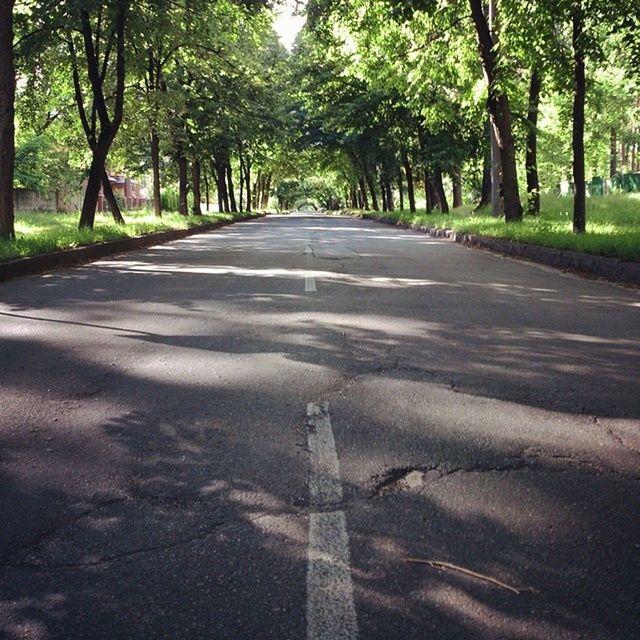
[306,402,358,640]
[305,274,318,292]
[307,511,358,640]
[307,402,342,506]
[305,243,317,292]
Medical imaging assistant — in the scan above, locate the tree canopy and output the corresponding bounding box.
[0,0,638,238]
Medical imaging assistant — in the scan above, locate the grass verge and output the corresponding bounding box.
[0,209,257,263]
[354,194,640,261]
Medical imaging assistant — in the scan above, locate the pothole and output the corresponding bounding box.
[371,453,638,497]
[371,467,436,496]
[371,460,530,496]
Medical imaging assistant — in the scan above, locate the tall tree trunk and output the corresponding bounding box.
[469,0,522,222]
[418,130,436,213]
[477,146,492,210]
[244,161,251,212]
[493,100,520,218]
[385,180,394,212]
[452,167,463,208]
[261,174,267,209]
[358,176,369,210]
[364,167,379,211]
[635,99,640,171]
[145,46,167,218]
[226,163,237,213]
[526,70,542,215]
[488,1,502,217]
[261,173,271,209]
[238,154,244,213]
[101,170,125,223]
[433,167,449,213]
[256,175,263,210]
[572,2,586,234]
[80,144,109,228]
[192,159,202,215]
[490,115,502,216]
[398,167,405,211]
[610,127,617,179]
[216,167,224,213]
[380,177,388,212]
[221,169,230,213]
[424,169,442,212]
[402,151,416,213]
[77,0,128,229]
[203,169,210,212]
[424,169,433,213]
[253,169,262,210]
[177,154,188,216]
[0,0,15,239]
[214,156,229,212]
[150,128,162,217]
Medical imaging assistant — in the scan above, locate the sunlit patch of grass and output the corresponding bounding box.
[361,194,640,261]
[0,209,254,263]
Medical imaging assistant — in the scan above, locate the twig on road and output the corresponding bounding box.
[404,558,537,595]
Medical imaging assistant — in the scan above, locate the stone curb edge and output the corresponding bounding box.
[362,213,640,285]
[0,213,268,283]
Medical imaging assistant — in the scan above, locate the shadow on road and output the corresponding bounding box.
[0,214,638,639]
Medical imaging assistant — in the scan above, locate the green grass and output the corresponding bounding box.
[356,194,640,261]
[0,209,256,263]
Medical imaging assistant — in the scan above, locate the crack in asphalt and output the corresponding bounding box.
[370,451,640,497]
[0,521,228,571]
[0,510,277,572]
[0,494,131,561]
[0,488,224,561]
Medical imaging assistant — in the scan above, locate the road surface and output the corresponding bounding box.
[0,213,639,639]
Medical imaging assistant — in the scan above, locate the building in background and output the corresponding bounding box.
[97,174,149,212]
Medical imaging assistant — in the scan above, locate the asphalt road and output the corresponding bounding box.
[0,212,639,640]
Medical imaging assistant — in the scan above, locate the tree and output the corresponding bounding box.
[468,0,522,222]
[129,0,195,217]
[572,1,586,233]
[526,71,542,215]
[66,0,129,228]
[14,134,81,197]
[0,0,15,239]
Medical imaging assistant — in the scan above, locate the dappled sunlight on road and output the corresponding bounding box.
[460,279,640,309]
[1,213,639,639]
[419,585,571,639]
[96,260,454,289]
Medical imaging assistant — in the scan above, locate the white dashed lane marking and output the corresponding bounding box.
[305,274,318,293]
[305,244,317,292]
[306,402,358,640]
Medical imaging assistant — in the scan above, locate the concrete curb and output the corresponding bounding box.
[363,213,640,285]
[0,213,267,283]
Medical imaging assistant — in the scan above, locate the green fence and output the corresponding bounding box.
[590,177,604,196]
[560,174,640,196]
[611,173,640,193]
